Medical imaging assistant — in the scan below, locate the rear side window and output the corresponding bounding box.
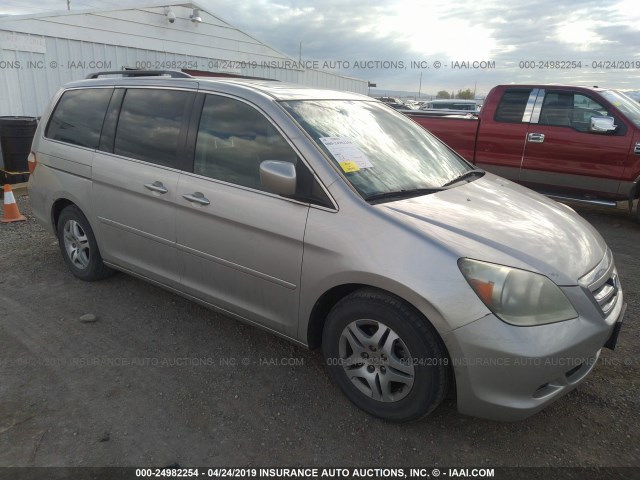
[45,88,113,148]
[114,89,194,168]
[494,90,531,123]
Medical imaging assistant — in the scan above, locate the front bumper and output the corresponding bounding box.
[444,285,625,421]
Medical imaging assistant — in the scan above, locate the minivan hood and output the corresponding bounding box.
[379,174,606,285]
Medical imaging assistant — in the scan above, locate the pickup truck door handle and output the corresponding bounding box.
[182,192,210,206]
[527,133,545,143]
[144,181,168,194]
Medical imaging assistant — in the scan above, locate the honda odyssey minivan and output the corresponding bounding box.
[28,71,626,422]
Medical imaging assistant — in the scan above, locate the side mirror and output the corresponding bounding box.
[260,160,297,196]
[590,116,617,133]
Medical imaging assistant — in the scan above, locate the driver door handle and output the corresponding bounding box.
[182,192,210,206]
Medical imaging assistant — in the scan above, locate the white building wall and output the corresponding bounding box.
[0,3,368,116]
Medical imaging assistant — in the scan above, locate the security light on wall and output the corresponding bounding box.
[190,9,202,23]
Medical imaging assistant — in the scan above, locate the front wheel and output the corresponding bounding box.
[322,289,450,422]
[56,205,114,281]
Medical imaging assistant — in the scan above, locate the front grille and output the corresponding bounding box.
[580,250,620,318]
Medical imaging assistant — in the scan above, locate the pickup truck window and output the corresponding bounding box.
[601,90,640,128]
[281,100,472,199]
[539,92,610,132]
[494,90,531,123]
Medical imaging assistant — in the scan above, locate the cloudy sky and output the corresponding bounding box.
[2,0,640,96]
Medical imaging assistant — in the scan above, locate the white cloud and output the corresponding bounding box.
[555,19,611,51]
[370,1,497,60]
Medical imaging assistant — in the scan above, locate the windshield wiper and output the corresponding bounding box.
[441,169,485,187]
[364,187,445,203]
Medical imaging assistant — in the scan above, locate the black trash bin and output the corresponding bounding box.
[0,116,38,185]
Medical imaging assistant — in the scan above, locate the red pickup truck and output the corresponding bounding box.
[406,85,640,221]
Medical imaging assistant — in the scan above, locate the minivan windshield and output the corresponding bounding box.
[281,100,476,200]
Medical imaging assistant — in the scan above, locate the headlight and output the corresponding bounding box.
[458,258,578,326]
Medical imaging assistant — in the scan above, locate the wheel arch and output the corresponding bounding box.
[306,283,451,358]
[306,283,364,349]
[51,197,76,231]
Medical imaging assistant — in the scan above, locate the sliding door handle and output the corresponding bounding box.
[144,181,168,194]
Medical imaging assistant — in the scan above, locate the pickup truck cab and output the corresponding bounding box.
[407,85,640,220]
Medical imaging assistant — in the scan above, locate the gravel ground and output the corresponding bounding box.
[0,192,638,468]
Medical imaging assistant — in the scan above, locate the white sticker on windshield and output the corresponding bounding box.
[319,137,373,173]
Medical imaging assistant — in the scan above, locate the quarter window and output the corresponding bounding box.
[45,88,113,148]
[114,89,194,168]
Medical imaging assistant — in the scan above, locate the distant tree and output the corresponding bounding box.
[455,88,474,99]
[436,90,451,99]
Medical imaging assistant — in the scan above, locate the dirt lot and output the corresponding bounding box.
[1,192,638,469]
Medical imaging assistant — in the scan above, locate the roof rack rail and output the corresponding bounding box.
[86,70,193,79]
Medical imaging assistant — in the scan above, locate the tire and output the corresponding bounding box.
[56,205,114,281]
[322,289,450,422]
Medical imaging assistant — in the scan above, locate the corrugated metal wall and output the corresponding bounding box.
[0,4,368,116]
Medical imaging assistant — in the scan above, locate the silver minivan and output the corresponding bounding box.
[28,71,626,422]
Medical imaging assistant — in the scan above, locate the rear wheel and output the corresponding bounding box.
[322,289,450,422]
[56,205,114,281]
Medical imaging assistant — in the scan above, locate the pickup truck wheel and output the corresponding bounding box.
[322,289,450,422]
[56,205,114,281]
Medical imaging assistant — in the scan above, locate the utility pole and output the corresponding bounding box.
[299,42,302,63]
[418,72,422,100]
[67,0,71,10]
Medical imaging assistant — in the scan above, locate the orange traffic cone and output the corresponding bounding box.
[1,184,27,223]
